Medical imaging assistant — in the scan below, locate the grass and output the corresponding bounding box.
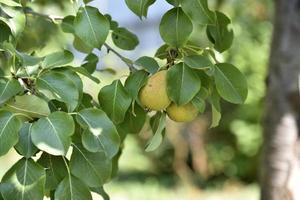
[103,181,259,200]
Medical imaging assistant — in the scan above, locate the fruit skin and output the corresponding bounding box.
[139,70,171,110]
[166,102,199,122]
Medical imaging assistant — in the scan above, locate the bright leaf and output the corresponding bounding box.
[0,79,23,106]
[36,71,80,112]
[209,90,221,128]
[74,6,110,48]
[42,50,74,69]
[0,6,26,38]
[124,70,148,100]
[5,95,51,119]
[181,0,215,25]
[134,56,159,74]
[82,53,99,74]
[1,158,45,200]
[31,111,75,156]
[37,153,68,191]
[70,143,112,187]
[167,63,201,105]
[184,54,213,70]
[145,112,166,152]
[165,0,180,6]
[98,80,132,124]
[14,123,38,158]
[0,111,22,157]
[159,7,193,47]
[125,0,156,18]
[119,103,147,134]
[214,63,248,104]
[207,11,234,53]
[54,175,92,200]
[76,108,120,158]
[112,27,139,50]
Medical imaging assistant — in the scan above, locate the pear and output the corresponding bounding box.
[166,102,199,122]
[139,70,171,110]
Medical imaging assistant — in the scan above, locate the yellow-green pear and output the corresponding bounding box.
[166,103,199,122]
[139,70,171,110]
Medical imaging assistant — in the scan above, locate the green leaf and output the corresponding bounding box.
[54,175,92,200]
[112,27,139,50]
[73,35,93,54]
[124,70,148,100]
[0,22,11,43]
[76,108,120,158]
[98,80,132,124]
[145,112,166,152]
[31,111,75,156]
[167,63,201,105]
[82,53,99,74]
[209,90,221,128]
[119,103,146,134]
[207,11,234,52]
[61,15,75,33]
[67,66,100,84]
[165,0,180,6]
[191,93,206,113]
[55,68,84,103]
[159,7,193,47]
[0,111,22,157]
[1,158,45,200]
[90,187,110,200]
[0,79,23,105]
[184,55,213,70]
[104,14,118,30]
[78,93,94,109]
[36,71,80,112]
[70,143,112,187]
[1,42,42,67]
[181,0,215,25]
[0,0,21,7]
[125,0,156,18]
[5,95,50,119]
[48,100,68,113]
[134,56,159,74]
[83,0,95,3]
[154,44,169,60]
[37,153,67,191]
[74,6,109,48]
[214,63,248,104]
[0,6,25,38]
[14,123,38,158]
[42,50,74,69]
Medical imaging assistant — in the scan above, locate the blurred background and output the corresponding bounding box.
[0,0,274,199]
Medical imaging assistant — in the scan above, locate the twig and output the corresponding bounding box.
[23,8,64,21]
[103,43,136,72]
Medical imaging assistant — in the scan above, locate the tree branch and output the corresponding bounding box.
[23,8,64,21]
[103,43,136,72]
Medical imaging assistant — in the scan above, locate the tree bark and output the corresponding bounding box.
[261,0,300,199]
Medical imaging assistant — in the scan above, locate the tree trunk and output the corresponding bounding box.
[261,0,300,199]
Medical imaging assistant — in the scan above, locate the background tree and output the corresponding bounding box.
[261,0,300,199]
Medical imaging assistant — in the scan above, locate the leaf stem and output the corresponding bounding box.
[103,43,136,72]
